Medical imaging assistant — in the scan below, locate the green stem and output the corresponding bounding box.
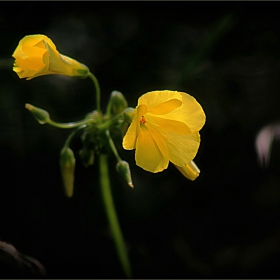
[106,99,113,118]
[48,119,93,129]
[99,154,132,278]
[105,129,122,163]
[97,113,124,131]
[63,125,87,148]
[88,72,101,117]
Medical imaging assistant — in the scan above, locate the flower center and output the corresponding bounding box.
[140,116,146,124]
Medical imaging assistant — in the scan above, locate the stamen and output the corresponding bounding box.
[140,116,146,124]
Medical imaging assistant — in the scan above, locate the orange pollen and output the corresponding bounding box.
[140,116,146,124]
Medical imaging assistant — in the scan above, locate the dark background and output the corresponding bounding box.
[1,1,280,278]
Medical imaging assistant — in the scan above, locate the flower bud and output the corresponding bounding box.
[116,160,134,188]
[25,103,50,124]
[175,160,200,181]
[109,91,128,115]
[60,147,76,198]
[123,107,135,124]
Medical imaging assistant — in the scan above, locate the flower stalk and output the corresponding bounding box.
[99,154,132,278]
[88,72,102,118]
[105,129,134,188]
[60,125,87,197]
[25,103,94,128]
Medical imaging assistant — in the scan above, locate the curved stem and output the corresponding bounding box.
[63,125,87,148]
[97,113,124,131]
[88,72,101,117]
[99,154,132,278]
[47,119,93,129]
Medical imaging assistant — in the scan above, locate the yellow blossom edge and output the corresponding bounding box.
[175,160,200,181]
[12,34,89,80]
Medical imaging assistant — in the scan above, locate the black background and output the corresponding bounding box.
[1,1,280,278]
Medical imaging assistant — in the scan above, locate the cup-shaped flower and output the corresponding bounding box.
[122,90,205,178]
[12,34,89,80]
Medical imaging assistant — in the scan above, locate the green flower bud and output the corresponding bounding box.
[108,91,128,115]
[116,160,134,188]
[25,103,50,124]
[123,107,135,124]
[60,147,76,198]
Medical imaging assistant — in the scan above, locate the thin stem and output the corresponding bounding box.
[63,125,87,148]
[88,72,101,117]
[97,113,124,131]
[105,129,122,163]
[99,154,132,278]
[105,99,112,118]
[47,119,93,129]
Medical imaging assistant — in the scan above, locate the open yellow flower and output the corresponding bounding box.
[12,34,89,80]
[123,90,205,180]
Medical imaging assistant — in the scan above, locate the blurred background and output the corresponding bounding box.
[1,2,280,278]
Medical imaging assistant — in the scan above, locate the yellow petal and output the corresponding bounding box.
[122,113,138,150]
[12,45,25,59]
[138,90,182,110]
[40,35,57,51]
[135,127,169,172]
[15,56,45,71]
[149,98,182,115]
[175,160,200,181]
[160,92,206,132]
[146,115,200,166]
[21,36,42,52]
[123,105,148,150]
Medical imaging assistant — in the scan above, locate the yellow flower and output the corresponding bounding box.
[122,90,205,180]
[12,34,89,80]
